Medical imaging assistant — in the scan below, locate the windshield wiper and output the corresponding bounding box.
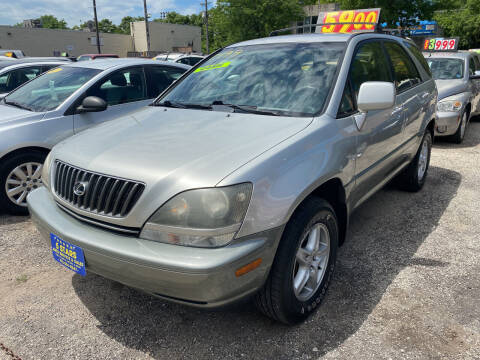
[156,100,212,110]
[4,100,34,112]
[210,101,280,116]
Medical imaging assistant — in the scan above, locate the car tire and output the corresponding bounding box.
[452,111,468,144]
[397,130,432,192]
[254,197,338,324]
[0,151,46,215]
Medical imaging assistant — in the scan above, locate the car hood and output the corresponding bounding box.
[53,106,312,213]
[0,104,45,127]
[435,79,468,100]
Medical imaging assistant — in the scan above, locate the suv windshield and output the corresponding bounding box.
[427,58,464,80]
[4,67,101,112]
[159,42,346,117]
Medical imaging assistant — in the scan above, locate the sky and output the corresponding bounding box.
[0,0,214,27]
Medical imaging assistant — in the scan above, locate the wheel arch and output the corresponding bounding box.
[289,177,349,246]
[0,146,50,166]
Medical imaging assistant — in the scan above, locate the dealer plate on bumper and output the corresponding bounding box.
[50,233,86,276]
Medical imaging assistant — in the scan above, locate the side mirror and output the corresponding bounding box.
[76,96,107,113]
[357,82,395,112]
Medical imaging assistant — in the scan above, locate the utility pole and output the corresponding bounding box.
[143,0,151,53]
[92,0,101,54]
[202,1,209,54]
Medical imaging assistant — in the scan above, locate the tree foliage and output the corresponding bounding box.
[39,15,68,29]
[434,0,480,49]
[316,0,434,27]
[208,0,306,51]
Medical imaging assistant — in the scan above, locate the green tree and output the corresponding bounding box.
[119,16,144,34]
[208,0,306,51]
[434,0,480,49]
[316,0,435,27]
[97,19,119,33]
[39,15,68,29]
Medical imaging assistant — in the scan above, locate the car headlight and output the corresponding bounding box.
[41,152,53,189]
[140,183,253,248]
[437,100,462,112]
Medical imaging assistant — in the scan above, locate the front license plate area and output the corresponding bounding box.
[50,233,86,276]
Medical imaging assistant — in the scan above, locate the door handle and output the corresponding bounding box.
[421,92,429,99]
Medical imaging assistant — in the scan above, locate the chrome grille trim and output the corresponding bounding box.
[53,160,145,218]
[56,203,140,235]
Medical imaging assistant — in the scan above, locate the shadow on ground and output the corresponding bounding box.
[0,213,30,226]
[72,166,461,359]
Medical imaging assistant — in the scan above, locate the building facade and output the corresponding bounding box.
[0,21,201,57]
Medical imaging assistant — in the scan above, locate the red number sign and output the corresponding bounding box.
[320,8,381,33]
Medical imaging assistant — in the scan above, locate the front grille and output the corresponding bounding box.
[53,160,145,218]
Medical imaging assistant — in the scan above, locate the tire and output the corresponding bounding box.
[452,111,468,144]
[254,197,338,324]
[397,130,432,192]
[0,151,46,215]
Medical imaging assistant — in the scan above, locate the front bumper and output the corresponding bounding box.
[28,187,282,308]
[435,111,461,136]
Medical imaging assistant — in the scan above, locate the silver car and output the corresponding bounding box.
[28,32,436,324]
[0,58,189,214]
[0,60,67,97]
[424,51,480,143]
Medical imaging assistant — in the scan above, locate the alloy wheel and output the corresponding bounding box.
[5,162,43,207]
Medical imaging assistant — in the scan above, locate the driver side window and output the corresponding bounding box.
[337,41,391,118]
[87,67,147,106]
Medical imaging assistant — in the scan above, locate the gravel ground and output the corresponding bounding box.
[1,122,480,360]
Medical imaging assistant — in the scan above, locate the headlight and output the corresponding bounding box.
[41,152,53,189]
[140,183,253,248]
[437,100,462,112]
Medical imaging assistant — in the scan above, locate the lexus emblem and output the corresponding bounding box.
[73,182,88,196]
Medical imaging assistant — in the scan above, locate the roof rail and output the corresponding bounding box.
[269,22,401,37]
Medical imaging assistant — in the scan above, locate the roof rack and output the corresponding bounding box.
[269,22,404,37]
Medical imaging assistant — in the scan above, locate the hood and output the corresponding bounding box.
[53,106,312,212]
[435,79,468,100]
[0,104,45,128]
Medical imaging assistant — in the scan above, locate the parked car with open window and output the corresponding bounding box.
[0,58,189,214]
[424,50,480,143]
[28,31,436,324]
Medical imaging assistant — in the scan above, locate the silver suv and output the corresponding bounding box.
[28,32,436,324]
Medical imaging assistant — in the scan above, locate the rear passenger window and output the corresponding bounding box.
[404,41,432,79]
[146,66,186,98]
[349,41,392,101]
[384,42,422,92]
[0,66,43,93]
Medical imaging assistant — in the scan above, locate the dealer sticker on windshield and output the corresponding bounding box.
[194,61,231,73]
[50,233,86,276]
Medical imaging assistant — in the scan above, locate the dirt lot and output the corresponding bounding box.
[1,122,480,360]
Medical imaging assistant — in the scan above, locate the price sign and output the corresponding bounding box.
[422,37,459,52]
[316,8,381,33]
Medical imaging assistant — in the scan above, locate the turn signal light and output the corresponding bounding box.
[235,258,262,277]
